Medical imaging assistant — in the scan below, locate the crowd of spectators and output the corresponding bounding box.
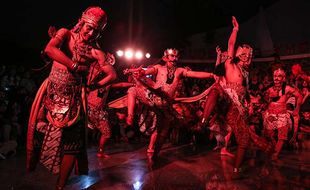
[0,65,38,158]
[0,57,309,159]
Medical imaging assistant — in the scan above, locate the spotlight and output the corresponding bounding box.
[116,50,124,57]
[116,47,151,61]
[125,50,134,59]
[145,53,151,58]
[135,51,143,59]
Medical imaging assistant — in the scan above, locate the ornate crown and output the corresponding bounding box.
[81,7,107,30]
[236,44,253,58]
[164,48,179,57]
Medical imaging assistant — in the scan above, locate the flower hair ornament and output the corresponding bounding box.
[162,48,179,62]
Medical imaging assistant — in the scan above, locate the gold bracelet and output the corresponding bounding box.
[201,118,207,124]
[71,62,78,71]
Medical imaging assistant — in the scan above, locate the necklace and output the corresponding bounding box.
[166,65,176,84]
[72,34,92,63]
[237,64,249,89]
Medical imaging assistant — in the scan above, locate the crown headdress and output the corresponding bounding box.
[81,7,107,30]
[236,44,253,58]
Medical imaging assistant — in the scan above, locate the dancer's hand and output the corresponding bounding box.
[123,68,130,75]
[123,66,144,77]
[216,46,222,55]
[232,16,239,30]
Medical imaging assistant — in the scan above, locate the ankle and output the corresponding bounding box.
[147,148,154,153]
[126,114,134,125]
[128,113,134,119]
[233,167,242,173]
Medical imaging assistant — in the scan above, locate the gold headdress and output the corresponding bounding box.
[162,48,179,61]
[81,7,107,30]
[72,6,107,36]
[235,44,253,59]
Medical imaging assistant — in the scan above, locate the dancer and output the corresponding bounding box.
[27,7,116,189]
[87,53,132,158]
[221,16,273,179]
[199,46,233,157]
[125,48,214,160]
[263,67,302,160]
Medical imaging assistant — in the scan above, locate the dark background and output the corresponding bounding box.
[0,0,281,67]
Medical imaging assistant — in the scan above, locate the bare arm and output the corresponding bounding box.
[123,66,142,74]
[111,82,134,88]
[225,16,239,67]
[215,46,222,66]
[290,86,303,115]
[93,50,117,87]
[144,66,158,75]
[288,86,303,143]
[302,91,309,104]
[183,69,214,79]
[44,28,77,70]
[97,65,117,87]
[123,65,157,77]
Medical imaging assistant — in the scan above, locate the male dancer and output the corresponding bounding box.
[87,53,133,158]
[125,48,214,161]
[263,68,302,160]
[222,16,273,179]
[27,7,116,189]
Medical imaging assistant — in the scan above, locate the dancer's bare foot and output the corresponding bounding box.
[147,148,154,153]
[220,148,235,157]
[231,167,242,180]
[213,146,222,151]
[97,152,110,158]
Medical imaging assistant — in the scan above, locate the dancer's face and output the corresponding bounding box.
[80,22,99,42]
[168,54,178,62]
[238,52,252,70]
[166,54,178,67]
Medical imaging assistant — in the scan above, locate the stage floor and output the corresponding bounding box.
[1,140,309,190]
